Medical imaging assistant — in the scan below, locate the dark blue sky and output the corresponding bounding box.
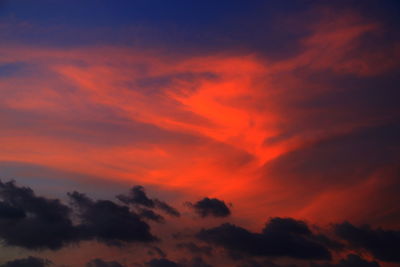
[1,0,397,57]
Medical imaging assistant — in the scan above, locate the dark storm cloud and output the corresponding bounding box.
[311,254,380,267]
[68,191,156,245]
[187,197,231,218]
[0,180,78,250]
[0,256,52,267]
[86,258,125,267]
[117,186,180,217]
[176,242,213,256]
[197,217,331,260]
[334,222,400,262]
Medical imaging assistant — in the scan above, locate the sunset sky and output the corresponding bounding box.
[0,1,399,267]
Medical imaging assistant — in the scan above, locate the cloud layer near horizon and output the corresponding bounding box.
[0,180,399,267]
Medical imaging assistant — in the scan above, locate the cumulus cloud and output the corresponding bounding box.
[0,180,78,250]
[68,191,156,245]
[0,180,166,250]
[187,198,231,218]
[197,217,331,260]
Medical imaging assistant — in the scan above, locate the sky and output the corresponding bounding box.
[0,1,399,266]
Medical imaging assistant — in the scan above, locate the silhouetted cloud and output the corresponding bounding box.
[118,186,154,207]
[178,257,213,267]
[0,201,25,219]
[69,191,156,245]
[86,258,125,267]
[145,258,180,267]
[148,246,167,258]
[145,257,212,267]
[312,234,344,251]
[139,208,166,223]
[154,199,180,217]
[262,217,311,235]
[334,222,400,262]
[176,242,213,256]
[117,186,180,217]
[311,254,380,267]
[197,217,331,260]
[0,256,52,267]
[0,181,398,267]
[187,198,231,218]
[0,180,78,250]
[0,180,164,250]
[237,260,299,267]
